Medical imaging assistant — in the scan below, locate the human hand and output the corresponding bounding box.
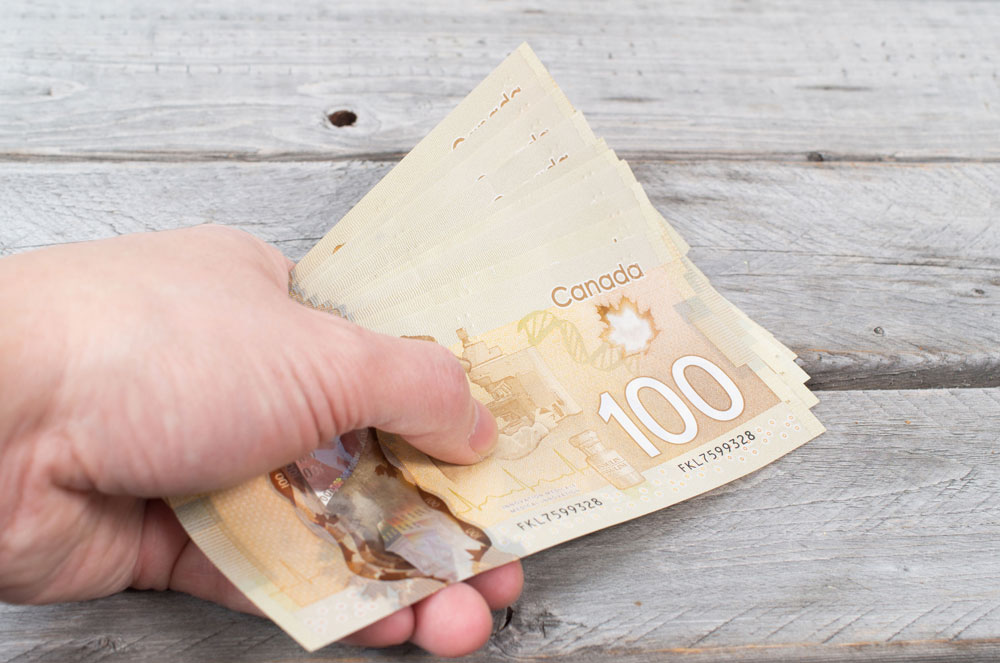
[0,225,522,657]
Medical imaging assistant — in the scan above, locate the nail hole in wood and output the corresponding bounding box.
[327,110,357,127]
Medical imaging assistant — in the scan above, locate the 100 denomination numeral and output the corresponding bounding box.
[598,355,744,457]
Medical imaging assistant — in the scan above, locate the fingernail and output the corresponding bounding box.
[468,400,498,459]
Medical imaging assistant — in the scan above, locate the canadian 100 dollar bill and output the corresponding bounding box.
[170,44,823,651]
[378,261,824,557]
[172,260,822,650]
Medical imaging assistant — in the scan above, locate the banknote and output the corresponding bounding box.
[171,43,823,651]
[377,263,823,552]
[293,44,577,289]
[296,111,599,301]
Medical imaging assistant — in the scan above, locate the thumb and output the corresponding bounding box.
[299,310,498,465]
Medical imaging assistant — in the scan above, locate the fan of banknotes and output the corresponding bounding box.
[170,44,823,650]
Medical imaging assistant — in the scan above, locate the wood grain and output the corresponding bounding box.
[2,389,998,662]
[1,0,998,161]
[2,159,996,390]
[2,1,998,660]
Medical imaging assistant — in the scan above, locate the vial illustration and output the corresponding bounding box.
[570,431,645,490]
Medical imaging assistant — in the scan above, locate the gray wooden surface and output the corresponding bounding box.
[1,1,998,662]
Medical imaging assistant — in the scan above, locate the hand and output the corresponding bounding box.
[0,225,521,658]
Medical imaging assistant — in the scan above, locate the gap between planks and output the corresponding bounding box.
[2,151,1000,165]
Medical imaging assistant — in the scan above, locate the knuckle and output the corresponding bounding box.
[318,322,377,430]
[352,325,389,370]
[423,343,471,417]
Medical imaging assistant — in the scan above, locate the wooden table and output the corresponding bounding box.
[2,1,998,661]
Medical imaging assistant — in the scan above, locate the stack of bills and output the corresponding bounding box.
[170,43,824,651]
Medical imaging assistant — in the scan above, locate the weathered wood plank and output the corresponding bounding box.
[2,0,999,160]
[2,388,998,662]
[1,159,996,389]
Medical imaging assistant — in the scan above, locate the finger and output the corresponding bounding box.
[131,498,252,614]
[409,582,493,658]
[464,561,524,610]
[339,606,415,648]
[154,533,264,617]
[131,500,189,592]
[296,312,498,464]
[132,501,259,615]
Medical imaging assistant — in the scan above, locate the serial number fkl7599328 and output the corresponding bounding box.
[515,498,605,530]
[676,431,756,472]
